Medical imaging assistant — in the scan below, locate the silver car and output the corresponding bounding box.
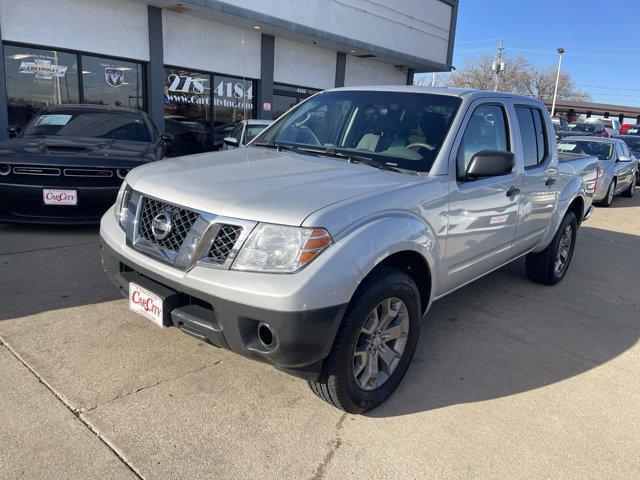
[558,136,637,206]
[100,87,597,413]
[223,119,272,150]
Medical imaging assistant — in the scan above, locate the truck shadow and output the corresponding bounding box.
[0,223,120,321]
[368,225,640,418]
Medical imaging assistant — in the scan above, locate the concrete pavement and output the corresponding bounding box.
[1,196,639,479]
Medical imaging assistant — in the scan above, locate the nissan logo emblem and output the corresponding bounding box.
[151,211,173,240]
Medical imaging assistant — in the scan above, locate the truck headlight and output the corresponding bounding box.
[114,182,131,229]
[232,224,332,273]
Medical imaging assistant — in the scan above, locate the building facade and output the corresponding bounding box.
[0,0,458,154]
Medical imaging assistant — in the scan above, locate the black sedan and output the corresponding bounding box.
[556,122,609,140]
[0,104,172,224]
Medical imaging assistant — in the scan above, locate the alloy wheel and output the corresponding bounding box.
[353,297,409,391]
[554,224,573,276]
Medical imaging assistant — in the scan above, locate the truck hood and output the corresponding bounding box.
[127,147,415,226]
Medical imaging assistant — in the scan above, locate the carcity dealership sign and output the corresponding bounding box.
[165,74,252,109]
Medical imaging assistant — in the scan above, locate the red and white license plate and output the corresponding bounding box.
[43,189,77,206]
[128,282,164,328]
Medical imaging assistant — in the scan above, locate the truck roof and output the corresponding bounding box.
[328,85,545,103]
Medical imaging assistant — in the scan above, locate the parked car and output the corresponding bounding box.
[621,124,640,136]
[0,104,172,223]
[558,136,636,206]
[223,119,273,150]
[556,122,609,139]
[585,117,620,136]
[100,87,598,413]
[620,123,635,135]
[615,134,640,184]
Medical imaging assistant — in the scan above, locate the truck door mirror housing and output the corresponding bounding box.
[160,133,174,144]
[465,150,515,179]
[224,137,239,147]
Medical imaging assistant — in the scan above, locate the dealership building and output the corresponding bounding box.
[0,0,458,154]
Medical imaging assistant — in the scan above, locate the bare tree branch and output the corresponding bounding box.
[446,53,591,102]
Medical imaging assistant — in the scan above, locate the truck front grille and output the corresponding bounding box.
[208,224,242,262]
[138,197,199,253]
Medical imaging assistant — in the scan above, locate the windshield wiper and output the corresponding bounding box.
[319,148,404,173]
[253,141,322,156]
[254,142,407,174]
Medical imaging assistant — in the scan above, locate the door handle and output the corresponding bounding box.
[545,177,557,186]
[506,186,520,198]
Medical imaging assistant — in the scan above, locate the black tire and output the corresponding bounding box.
[525,211,578,285]
[622,178,635,198]
[308,266,421,413]
[600,179,616,207]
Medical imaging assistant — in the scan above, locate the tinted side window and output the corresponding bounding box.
[457,104,509,178]
[532,109,548,164]
[516,107,537,168]
[616,143,624,158]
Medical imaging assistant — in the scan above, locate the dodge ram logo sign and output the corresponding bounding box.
[151,211,173,240]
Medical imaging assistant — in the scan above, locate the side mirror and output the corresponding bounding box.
[617,155,633,163]
[160,132,174,144]
[7,125,20,138]
[223,136,239,148]
[465,150,515,179]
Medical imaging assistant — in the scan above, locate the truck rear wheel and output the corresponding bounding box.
[308,266,421,413]
[525,211,577,285]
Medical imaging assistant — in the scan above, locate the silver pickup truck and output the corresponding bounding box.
[99,87,598,413]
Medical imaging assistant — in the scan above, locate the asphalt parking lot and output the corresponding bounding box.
[1,197,639,480]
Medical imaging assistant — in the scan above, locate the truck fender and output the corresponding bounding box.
[534,176,586,252]
[336,213,439,312]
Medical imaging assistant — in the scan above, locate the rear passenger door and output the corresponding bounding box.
[512,104,558,253]
[443,101,521,294]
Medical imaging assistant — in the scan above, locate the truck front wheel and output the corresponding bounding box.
[308,266,421,413]
[525,211,578,285]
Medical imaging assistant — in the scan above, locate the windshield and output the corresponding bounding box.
[23,109,152,142]
[623,137,640,150]
[558,140,613,160]
[566,123,596,132]
[253,90,461,173]
[244,125,267,144]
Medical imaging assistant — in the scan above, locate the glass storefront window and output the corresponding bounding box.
[213,75,254,126]
[81,55,144,109]
[272,83,321,120]
[3,44,80,128]
[163,67,212,156]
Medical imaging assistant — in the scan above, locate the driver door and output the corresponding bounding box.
[441,101,521,295]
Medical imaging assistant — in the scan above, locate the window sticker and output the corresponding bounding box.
[34,114,72,126]
[557,143,577,151]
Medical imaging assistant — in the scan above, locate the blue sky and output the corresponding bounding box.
[421,0,640,107]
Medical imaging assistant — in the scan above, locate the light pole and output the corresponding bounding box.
[550,48,565,118]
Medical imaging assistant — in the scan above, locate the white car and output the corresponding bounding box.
[223,119,272,150]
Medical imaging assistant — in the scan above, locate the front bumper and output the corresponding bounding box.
[100,237,347,380]
[0,181,120,224]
